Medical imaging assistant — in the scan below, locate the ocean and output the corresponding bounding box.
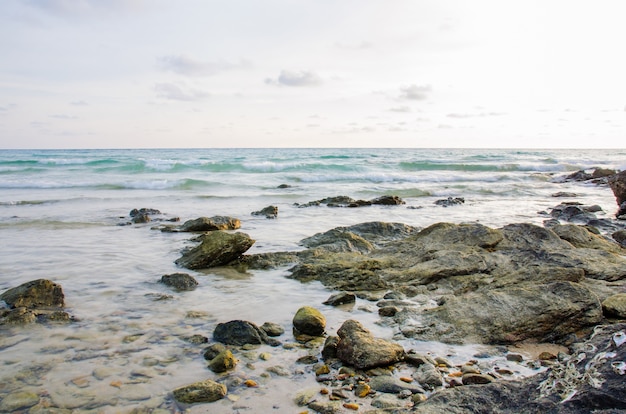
[0,148,624,412]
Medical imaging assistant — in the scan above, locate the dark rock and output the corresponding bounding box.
[277,184,291,188]
[609,170,626,206]
[176,216,241,232]
[293,306,326,336]
[175,231,254,269]
[260,322,285,337]
[592,168,616,179]
[564,170,593,182]
[434,197,465,207]
[336,319,404,369]
[183,334,208,344]
[130,208,161,217]
[213,320,275,346]
[322,335,339,360]
[252,205,278,219]
[172,379,227,404]
[1,279,64,309]
[552,192,578,198]
[371,195,405,205]
[462,373,495,385]
[323,292,356,306]
[613,230,626,246]
[160,273,198,291]
[203,343,227,360]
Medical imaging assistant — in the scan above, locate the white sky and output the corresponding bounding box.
[0,0,624,149]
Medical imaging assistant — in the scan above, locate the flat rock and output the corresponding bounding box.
[0,279,65,309]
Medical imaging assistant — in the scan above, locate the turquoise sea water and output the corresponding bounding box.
[0,148,624,412]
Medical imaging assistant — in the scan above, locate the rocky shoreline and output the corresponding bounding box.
[1,168,625,413]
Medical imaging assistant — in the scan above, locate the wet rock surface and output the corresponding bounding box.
[159,273,198,291]
[0,279,72,326]
[175,231,255,269]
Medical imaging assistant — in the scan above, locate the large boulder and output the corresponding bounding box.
[336,319,405,369]
[292,306,326,336]
[1,279,64,309]
[175,231,254,269]
[407,281,602,344]
[172,379,227,404]
[213,320,278,346]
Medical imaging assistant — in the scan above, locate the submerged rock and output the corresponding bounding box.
[336,319,404,369]
[175,231,254,269]
[160,273,198,291]
[296,195,405,208]
[434,197,465,207]
[172,379,227,404]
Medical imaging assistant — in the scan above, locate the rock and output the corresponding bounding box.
[301,229,374,253]
[213,320,275,346]
[368,375,425,395]
[434,197,465,207]
[322,335,339,360]
[251,205,278,219]
[172,379,227,404]
[1,279,65,309]
[416,322,626,414]
[207,349,237,373]
[277,183,291,189]
[613,230,626,246]
[260,322,284,337]
[130,208,161,223]
[307,400,343,413]
[371,393,404,409]
[462,373,495,385]
[602,294,626,318]
[551,224,623,253]
[609,170,626,206]
[552,192,578,198]
[175,231,254,269]
[293,306,326,336]
[203,343,227,360]
[370,195,405,205]
[323,292,356,306]
[0,390,39,412]
[592,168,616,179]
[175,216,241,232]
[550,203,597,223]
[159,273,198,291]
[336,320,404,369]
[564,170,593,182]
[413,363,444,389]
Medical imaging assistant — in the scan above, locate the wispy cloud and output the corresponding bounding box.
[70,100,88,106]
[265,70,322,87]
[389,106,411,113]
[154,83,209,102]
[399,84,431,100]
[158,55,251,77]
[25,0,145,16]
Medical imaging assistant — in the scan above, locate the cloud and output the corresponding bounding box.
[158,55,251,77]
[447,112,505,118]
[154,83,209,102]
[389,106,411,113]
[399,84,432,100]
[335,41,373,50]
[50,114,77,119]
[70,100,88,106]
[25,0,145,16]
[266,70,322,87]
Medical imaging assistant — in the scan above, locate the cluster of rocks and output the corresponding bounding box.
[119,208,180,225]
[0,279,73,326]
[295,195,406,208]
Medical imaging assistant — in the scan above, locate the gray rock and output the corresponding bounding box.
[368,375,425,395]
[159,273,198,291]
[434,197,465,207]
[177,216,241,232]
[336,319,404,369]
[260,321,285,337]
[175,231,254,269]
[172,379,227,404]
[413,363,443,389]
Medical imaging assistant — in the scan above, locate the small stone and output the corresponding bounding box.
[323,292,356,306]
[354,383,371,398]
[461,364,481,374]
[399,376,413,383]
[315,364,330,376]
[538,351,557,361]
[159,273,198,291]
[244,380,258,387]
[260,322,285,337]
[506,353,524,362]
[266,365,290,376]
[172,379,227,404]
[296,355,318,364]
[110,380,123,388]
[208,350,237,373]
[259,352,271,361]
[343,402,359,410]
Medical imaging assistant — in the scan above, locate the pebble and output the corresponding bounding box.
[244,379,258,387]
[354,383,371,397]
[506,353,524,362]
[343,402,359,410]
[259,352,271,361]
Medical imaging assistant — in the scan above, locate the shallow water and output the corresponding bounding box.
[0,148,624,412]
